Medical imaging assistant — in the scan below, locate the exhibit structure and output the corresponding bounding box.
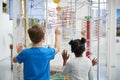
[11,0,120,80]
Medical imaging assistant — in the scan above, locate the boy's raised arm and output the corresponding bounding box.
[13,43,24,63]
[54,27,61,53]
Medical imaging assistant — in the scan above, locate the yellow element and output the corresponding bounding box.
[65,75,69,80]
[56,5,61,12]
[53,0,60,4]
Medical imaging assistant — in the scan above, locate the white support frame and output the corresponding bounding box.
[107,0,117,80]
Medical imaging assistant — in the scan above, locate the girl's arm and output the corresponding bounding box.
[62,50,69,66]
[88,67,94,80]
[61,50,70,75]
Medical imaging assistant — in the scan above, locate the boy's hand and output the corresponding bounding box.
[62,50,69,66]
[16,43,24,53]
[55,27,61,35]
[54,27,61,53]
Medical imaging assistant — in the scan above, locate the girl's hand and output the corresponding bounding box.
[92,58,98,66]
[62,49,69,65]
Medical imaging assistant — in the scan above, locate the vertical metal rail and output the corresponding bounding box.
[45,0,48,47]
[45,0,48,26]
[88,0,91,16]
[22,0,27,48]
[75,0,77,39]
[107,0,111,79]
[97,0,101,80]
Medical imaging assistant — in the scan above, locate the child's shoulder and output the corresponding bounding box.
[83,56,91,61]
[21,48,32,52]
[23,47,54,52]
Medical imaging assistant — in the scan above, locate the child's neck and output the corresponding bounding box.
[75,54,83,57]
[33,42,42,47]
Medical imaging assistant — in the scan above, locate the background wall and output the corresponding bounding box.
[107,0,120,80]
[0,0,13,60]
[115,0,120,80]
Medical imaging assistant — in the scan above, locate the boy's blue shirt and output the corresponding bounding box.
[16,47,55,80]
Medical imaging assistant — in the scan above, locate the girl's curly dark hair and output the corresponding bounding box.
[69,37,86,55]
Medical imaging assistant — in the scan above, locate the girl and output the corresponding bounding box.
[62,38,94,80]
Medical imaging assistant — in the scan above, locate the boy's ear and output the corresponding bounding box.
[42,36,45,42]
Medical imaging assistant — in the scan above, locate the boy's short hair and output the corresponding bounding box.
[28,24,45,44]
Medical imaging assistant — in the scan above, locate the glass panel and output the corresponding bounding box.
[91,1,108,80]
[92,0,107,3]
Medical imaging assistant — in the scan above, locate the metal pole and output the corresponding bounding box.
[75,0,77,28]
[74,0,77,40]
[21,0,27,48]
[45,0,48,27]
[24,0,27,48]
[45,0,48,47]
[9,44,13,70]
[97,0,100,80]
[107,0,111,79]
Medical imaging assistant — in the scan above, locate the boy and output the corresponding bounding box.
[13,24,61,80]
